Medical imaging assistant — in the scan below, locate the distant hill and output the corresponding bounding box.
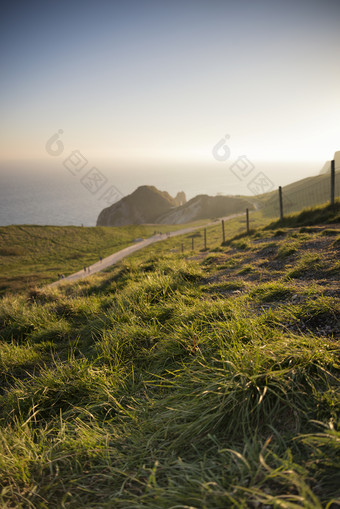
[319,161,331,175]
[96,186,254,226]
[157,194,254,224]
[97,152,340,226]
[97,186,186,226]
[258,167,340,217]
[319,151,340,174]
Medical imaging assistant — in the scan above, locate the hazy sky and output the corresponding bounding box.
[1,0,340,184]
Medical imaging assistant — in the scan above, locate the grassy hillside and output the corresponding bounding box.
[0,223,204,295]
[124,201,340,261]
[0,209,278,296]
[256,171,340,218]
[0,206,339,508]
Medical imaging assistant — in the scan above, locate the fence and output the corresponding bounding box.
[177,162,339,251]
[259,166,339,219]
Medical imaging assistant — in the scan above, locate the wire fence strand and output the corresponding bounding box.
[258,171,340,218]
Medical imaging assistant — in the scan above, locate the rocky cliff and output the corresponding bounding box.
[96,185,253,226]
[319,151,340,174]
[96,186,186,226]
[157,194,254,224]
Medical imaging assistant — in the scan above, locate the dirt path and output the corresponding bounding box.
[49,214,241,287]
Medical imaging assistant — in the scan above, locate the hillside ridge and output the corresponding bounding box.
[96,185,255,226]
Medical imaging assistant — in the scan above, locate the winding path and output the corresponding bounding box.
[49,214,241,287]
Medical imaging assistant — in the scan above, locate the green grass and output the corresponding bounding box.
[248,281,293,302]
[237,264,255,275]
[276,239,300,259]
[0,207,339,508]
[0,223,207,295]
[264,200,340,229]
[0,202,339,506]
[285,253,322,279]
[202,280,245,293]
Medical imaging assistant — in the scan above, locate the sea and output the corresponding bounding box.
[0,161,320,227]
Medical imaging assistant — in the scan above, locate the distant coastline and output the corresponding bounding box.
[0,161,323,226]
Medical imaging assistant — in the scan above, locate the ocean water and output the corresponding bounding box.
[0,171,106,227]
[0,166,241,226]
[0,161,320,226]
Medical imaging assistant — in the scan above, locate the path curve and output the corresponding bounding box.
[49,214,241,287]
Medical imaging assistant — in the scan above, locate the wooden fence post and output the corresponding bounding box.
[331,159,335,207]
[279,186,283,221]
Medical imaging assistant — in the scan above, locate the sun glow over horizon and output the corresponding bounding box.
[1,0,339,197]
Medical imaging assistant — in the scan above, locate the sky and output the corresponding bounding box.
[1,0,340,213]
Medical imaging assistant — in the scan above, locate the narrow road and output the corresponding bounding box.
[49,213,241,287]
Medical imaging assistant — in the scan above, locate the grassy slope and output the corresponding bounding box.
[0,208,272,296]
[0,204,339,508]
[0,222,208,295]
[256,171,340,217]
[120,202,340,261]
[1,199,338,296]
